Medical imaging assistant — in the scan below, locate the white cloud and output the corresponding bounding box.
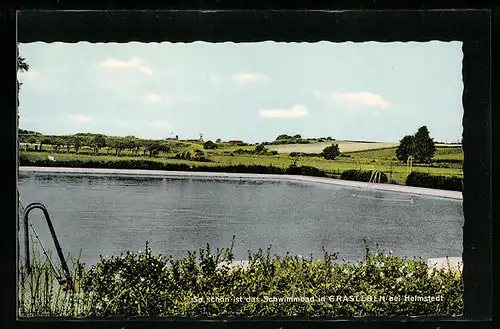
[144,93,166,104]
[143,93,205,105]
[99,58,152,75]
[259,105,309,118]
[315,90,392,110]
[232,73,268,85]
[68,114,95,123]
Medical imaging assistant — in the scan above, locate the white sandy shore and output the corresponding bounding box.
[19,166,462,200]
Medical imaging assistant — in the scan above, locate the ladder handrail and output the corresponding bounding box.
[23,202,75,292]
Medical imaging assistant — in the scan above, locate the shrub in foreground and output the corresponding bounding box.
[405,172,462,191]
[20,238,463,317]
[77,240,463,317]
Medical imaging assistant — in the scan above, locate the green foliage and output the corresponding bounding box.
[405,172,462,191]
[413,126,437,163]
[396,126,436,163]
[268,139,311,145]
[19,156,323,178]
[340,169,389,183]
[289,152,322,158]
[19,129,41,135]
[18,242,88,317]
[90,134,107,154]
[18,56,30,72]
[321,144,341,160]
[276,134,293,140]
[203,141,218,150]
[396,135,415,162]
[21,239,463,317]
[254,144,268,154]
[285,165,327,177]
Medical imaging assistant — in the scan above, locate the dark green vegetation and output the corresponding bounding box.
[406,172,463,192]
[18,128,462,189]
[341,169,389,184]
[396,126,437,164]
[19,239,463,317]
[321,144,341,160]
[259,134,336,146]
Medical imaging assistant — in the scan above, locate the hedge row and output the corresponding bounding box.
[339,169,389,183]
[405,172,463,191]
[19,158,328,178]
[289,152,322,158]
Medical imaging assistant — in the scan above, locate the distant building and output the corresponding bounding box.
[228,140,245,146]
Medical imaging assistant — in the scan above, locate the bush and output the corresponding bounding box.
[340,169,389,183]
[289,152,321,158]
[203,141,217,149]
[321,144,341,160]
[73,239,463,317]
[19,157,192,171]
[20,156,335,180]
[405,172,462,191]
[192,164,285,175]
[285,165,327,177]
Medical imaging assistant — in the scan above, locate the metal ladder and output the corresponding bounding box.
[22,201,75,293]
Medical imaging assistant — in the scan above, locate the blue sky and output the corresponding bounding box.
[18,41,463,143]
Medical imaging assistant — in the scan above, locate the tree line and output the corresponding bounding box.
[19,132,174,157]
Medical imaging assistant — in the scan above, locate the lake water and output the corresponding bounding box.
[17,172,463,267]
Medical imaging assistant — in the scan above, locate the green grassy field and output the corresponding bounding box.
[20,141,463,184]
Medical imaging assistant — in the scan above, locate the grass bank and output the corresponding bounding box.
[20,146,463,185]
[19,239,463,317]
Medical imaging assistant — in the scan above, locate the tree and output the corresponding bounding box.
[203,140,217,149]
[17,55,30,120]
[39,137,51,152]
[123,138,138,155]
[17,56,30,90]
[293,134,302,139]
[73,137,83,153]
[321,144,340,160]
[144,141,162,157]
[27,136,38,145]
[91,134,106,154]
[396,126,436,163]
[255,143,268,154]
[216,138,222,143]
[18,56,29,73]
[158,142,170,154]
[65,138,72,153]
[413,126,436,163]
[396,135,415,162]
[276,134,292,140]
